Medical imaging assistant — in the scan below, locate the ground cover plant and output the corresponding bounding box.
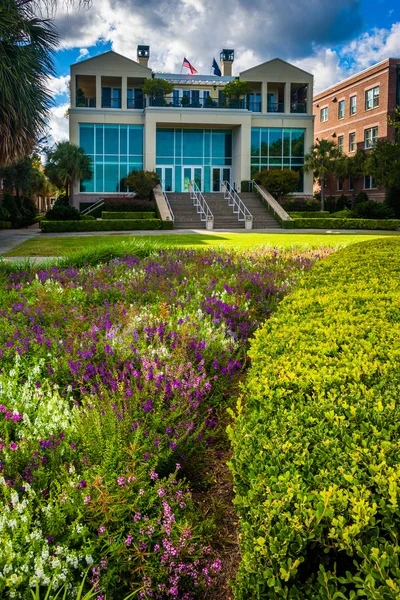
[228,237,400,599]
[0,246,330,599]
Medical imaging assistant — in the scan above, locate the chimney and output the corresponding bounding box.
[220,49,234,76]
[137,45,150,68]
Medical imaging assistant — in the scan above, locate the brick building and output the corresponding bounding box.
[313,58,400,202]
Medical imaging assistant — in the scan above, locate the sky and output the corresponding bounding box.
[46,0,400,145]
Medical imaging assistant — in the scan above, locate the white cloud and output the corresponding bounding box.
[46,75,70,97]
[46,103,70,147]
[77,48,90,61]
[341,22,400,69]
[293,48,347,93]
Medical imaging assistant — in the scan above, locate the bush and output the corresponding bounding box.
[2,193,37,227]
[385,187,400,218]
[40,219,163,232]
[123,170,160,200]
[288,211,330,219]
[53,194,69,207]
[330,208,355,218]
[282,197,321,212]
[292,217,400,230]
[0,221,12,229]
[354,200,395,219]
[228,238,400,599]
[101,211,157,220]
[325,194,351,213]
[241,181,252,193]
[81,214,96,221]
[104,199,157,212]
[355,191,369,205]
[0,203,11,221]
[44,205,81,221]
[254,169,300,200]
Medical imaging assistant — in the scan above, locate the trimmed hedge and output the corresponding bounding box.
[292,217,400,230]
[288,211,330,219]
[40,219,162,233]
[228,238,400,599]
[101,211,157,220]
[0,221,12,229]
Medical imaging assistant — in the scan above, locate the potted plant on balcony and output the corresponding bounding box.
[142,78,174,107]
[222,80,251,109]
[181,94,190,107]
[204,95,217,108]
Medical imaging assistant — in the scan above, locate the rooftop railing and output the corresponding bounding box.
[148,95,256,110]
[267,102,285,113]
[290,102,307,113]
[75,96,96,108]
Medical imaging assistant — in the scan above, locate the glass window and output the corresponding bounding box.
[268,129,283,157]
[104,125,119,154]
[79,125,94,154]
[119,126,127,154]
[364,175,376,189]
[349,132,356,152]
[320,107,328,122]
[365,86,379,110]
[128,126,143,156]
[183,130,203,158]
[365,127,378,149]
[349,176,354,191]
[95,125,103,154]
[337,135,344,153]
[156,129,175,158]
[350,95,357,115]
[338,100,345,119]
[291,129,305,157]
[260,129,269,157]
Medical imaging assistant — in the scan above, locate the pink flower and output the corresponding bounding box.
[117,477,126,486]
[139,489,144,495]
[125,534,133,546]
[98,526,106,535]
[84,495,91,505]
[9,442,18,451]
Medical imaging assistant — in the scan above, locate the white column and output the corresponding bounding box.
[121,76,127,110]
[261,81,268,113]
[284,82,291,115]
[96,75,102,109]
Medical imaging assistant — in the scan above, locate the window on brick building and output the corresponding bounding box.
[337,179,343,191]
[364,127,378,149]
[365,86,379,110]
[364,175,376,189]
[349,132,356,152]
[337,135,344,153]
[349,176,354,191]
[350,95,357,115]
[338,100,345,119]
[320,107,328,122]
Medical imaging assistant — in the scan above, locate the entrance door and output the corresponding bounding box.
[183,167,203,192]
[212,167,231,192]
[156,166,174,192]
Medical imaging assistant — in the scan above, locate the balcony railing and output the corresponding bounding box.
[267,102,285,113]
[101,96,122,109]
[127,99,145,110]
[148,95,253,110]
[76,96,96,108]
[246,101,262,112]
[290,102,307,113]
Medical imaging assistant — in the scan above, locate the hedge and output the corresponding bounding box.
[40,219,163,232]
[292,217,400,230]
[288,211,330,219]
[228,238,400,599]
[101,211,157,220]
[0,221,12,229]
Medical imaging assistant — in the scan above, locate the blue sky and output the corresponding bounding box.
[46,0,400,143]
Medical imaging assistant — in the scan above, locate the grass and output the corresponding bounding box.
[2,232,399,257]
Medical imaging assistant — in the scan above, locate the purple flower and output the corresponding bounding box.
[117,477,126,486]
[98,526,106,535]
[9,442,18,451]
[80,480,87,489]
[125,534,133,546]
[84,495,91,505]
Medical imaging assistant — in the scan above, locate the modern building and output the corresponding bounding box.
[69,48,314,209]
[313,58,400,202]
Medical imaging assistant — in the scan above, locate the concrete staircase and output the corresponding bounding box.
[167,192,281,230]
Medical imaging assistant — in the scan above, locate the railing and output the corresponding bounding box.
[222,181,253,225]
[76,96,96,108]
[163,191,175,224]
[80,198,105,216]
[246,101,262,112]
[267,102,285,113]
[189,181,214,227]
[127,99,145,109]
[101,96,122,109]
[290,102,307,113]
[148,96,250,110]
[250,181,293,224]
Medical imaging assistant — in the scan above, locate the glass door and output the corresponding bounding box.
[212,167,231,192]
[183,167,203,192]
[156,166,174,192]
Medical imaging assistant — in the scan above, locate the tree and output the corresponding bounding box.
[304,139,341,211]
[142,79,174,106]
[346,151,367,208]
[0,154,48,199]
[124,170,160,200]
[222,80,251,108]
[367,139,400,217]
[254,169,300,200]
[0,0,59,166]
[45,141,92,202]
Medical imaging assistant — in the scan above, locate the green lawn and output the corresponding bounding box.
[3,232,399,257]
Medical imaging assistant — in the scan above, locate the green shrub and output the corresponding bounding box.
[254,169,300,200]
[40,219,163,233]
[44,205,81,221]
[103,200,157,212]
[123,170,160,200]
[385,187,400,218]
[101,211,157,220]
[292,217,400,230]
[53,194,69,207]
[355,191,369,205]
[325,194,351,213]
[2,193,37,227]
[282,198,321,212]
[0,221,11,229]
[81,214,96,221]
[353,200,395,219]
[288,211,330,219]
[228,238,400,599]
[241,181,252,193]
[330,208,355,218]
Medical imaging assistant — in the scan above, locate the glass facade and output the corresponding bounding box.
[250,127,305,191]
[79,124,143,193]
[156,128,232,192]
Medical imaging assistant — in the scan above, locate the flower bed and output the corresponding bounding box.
[0,247,329,599]
[228,238,400,599]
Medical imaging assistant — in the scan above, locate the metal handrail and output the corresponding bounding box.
[222,181,253,223]
[164,190,175,223]
[189,181,214,224]
[80,198,105,216]
[250,181,293,222]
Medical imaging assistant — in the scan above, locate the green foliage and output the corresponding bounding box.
[384,187,400,218]
[355,191,369,205]
[228,238,400,599]
[123,170,160,200]
[324,194,351,213]
[288,211,330,219]
[141,78,174,98]
[81,214,95,221]
[103,200,156,212]
[44,205,81,221]
[241,181,252,193]
[2,192,37,227]
[367,139,400,190]
[353,200,395,219]
[0,221,12,229]
[46,142,92,201]
[101,211,157,220]
[254,169,300,200]
[292,217,400,230]
[0,0,59,166]
[282,198,321,212]
[330,208,354,218]
[222,79,251,99]
[304,139,342,211]
[40,219,163,232]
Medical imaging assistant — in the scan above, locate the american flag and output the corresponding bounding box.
[182,57,198,74]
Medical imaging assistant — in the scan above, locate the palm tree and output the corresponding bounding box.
[0,0,59,167]
[45,141,92,202]
[304,139,341,211]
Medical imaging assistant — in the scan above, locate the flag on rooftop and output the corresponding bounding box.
[212,58,221,77]
[182,57,198,74]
